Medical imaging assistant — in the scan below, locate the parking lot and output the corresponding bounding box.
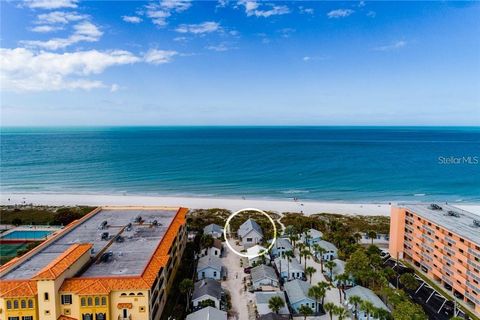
[383,257,467,320]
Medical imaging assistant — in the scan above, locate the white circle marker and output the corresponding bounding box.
[223,208,277,258]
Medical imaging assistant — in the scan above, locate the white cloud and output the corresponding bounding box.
[367,10,376,18]
[303,56,311,62]
[205,44,230,52]
[358,1,366,8]
[142,0,191,26]
[144,49,178,64]
[217,0,228,8]
[327,9,354,19]
[21,21,103,50]
[159,0,191,12]
[122,16,143,23]
[145,4,171,26]
[175,21,220,34]
[238,1,290,18]
[0,48,140,91]
[374,40,407,51]
[299,6,314,15]
[31,25,63,33]
[0,47,178,92]
[36,11,87,24]
[24,0,78,9]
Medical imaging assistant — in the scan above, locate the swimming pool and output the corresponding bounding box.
[1,230,52,240]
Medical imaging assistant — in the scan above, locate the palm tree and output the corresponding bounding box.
[360,300,375,320]
[324,260,337,282]
[334,305,349,320]
[297,242,306,263]
[308,283,326,313]
[348,295,363,320]
[305,266,316,284]
[284,250,294,280]
[298,305,313,320]
[324,302,336,320]
[372,307,390,320]
[179,278,194,310]
[353,232,362,243]
[268,296,285,314]
[314,245,326,272]
[316,281,330,305]
[301,249,312,270]
[335,273,349,303]
[367,230,377,245]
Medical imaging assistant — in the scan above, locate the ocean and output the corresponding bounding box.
[1,126,479,203]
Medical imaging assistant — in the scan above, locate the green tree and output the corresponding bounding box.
[353,232,362,243]
[391,300,427,320]
[345,248,371,286]
[201,234,214,249]
[324,302,336,320]
[335,273,349,303]
[399,273,418,291]
[308,282,328,313]
[367,230,377,245]
[283,250,295,280]
[325,260,337,282]
[301,248,312,270]
[334,305,349,320]
[313,244,326,272]
[360,300,375,320]
[198,299,216,308]
[306,266,316,284]
[348,295,363,320]
[298,305,313,320]
[179,278,194,310]
[268,296,285,314]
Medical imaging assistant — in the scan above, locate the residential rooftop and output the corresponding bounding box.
[345,285,389,311]
[186,306,227,320]
[398,203,480,245]
[251,264,277,283]
[0,207,181,280]
[284,279,312,304]
[238,218,263,237]
[193,279,223,301]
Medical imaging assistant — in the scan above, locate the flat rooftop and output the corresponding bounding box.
[1,207,179,280]
[399,203,480,245]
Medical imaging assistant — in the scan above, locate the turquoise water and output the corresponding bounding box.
[1,230,52,240]
[1,126,479,202]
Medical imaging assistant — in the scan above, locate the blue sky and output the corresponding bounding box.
[1,0,479,126]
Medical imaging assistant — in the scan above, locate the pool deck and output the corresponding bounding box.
[0,226,62,243]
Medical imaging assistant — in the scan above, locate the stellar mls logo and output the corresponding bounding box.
[438,156,479,165]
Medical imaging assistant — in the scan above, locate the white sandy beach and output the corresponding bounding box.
[2,193,480,216]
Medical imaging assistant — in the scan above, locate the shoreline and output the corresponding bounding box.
[2,193,480,216]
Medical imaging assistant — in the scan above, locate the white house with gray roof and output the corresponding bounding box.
[186,306,227,320]
[344,285,390,320]
[255,291,290,315]
[274,257,305,280]
[301,228,323,246]
[314,240,338,261]
[197,255,223,280]
[269,237,293,258]
[192,279,224,309]
[238,218,263,248]
[247,245,270,266]
[204,223,224,238]
[250,264,279,290]
[284,279,318,314]
[326,259,355,287]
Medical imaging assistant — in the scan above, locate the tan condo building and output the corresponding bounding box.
[0,206,188,320]
[389,203,480,315]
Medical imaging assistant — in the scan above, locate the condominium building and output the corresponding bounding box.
[389,203,480,314]
[0,206,188,320]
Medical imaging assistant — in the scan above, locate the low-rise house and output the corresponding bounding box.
[344,285,390,320]
[326,259,354,287]
[269,237,293,258]
[255,291,290,315]
[201,239,223,257]
[250,264,279,290]
[314,240,338,261]
[204,224,224,238]
[258,313,290,320]
[284,279,318,314]
[192,279,224,310]
[247,245,270,266]
[301,228,323,246]
[238,218,263,248]
[186,306,227,320]
[197,255,223,280]
[274,257,305,280]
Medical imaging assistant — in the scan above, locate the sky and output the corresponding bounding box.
[0,0,479,126]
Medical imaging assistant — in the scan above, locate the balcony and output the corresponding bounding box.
[118,315,132,320]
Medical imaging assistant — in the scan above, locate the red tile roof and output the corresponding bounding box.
[0,280,37,298]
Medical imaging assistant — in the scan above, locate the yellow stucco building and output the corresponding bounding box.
[0,206,188,320]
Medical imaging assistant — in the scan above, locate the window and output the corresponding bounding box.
[13,300,19,309]
[139,306,146,312]
[137,292,143,296]
[82,314,93,320]
[7,317,19,320]
[81,298,86,306]
[61,294,72,305]
[28,299,33,308]
[95,313,106,320]
[65,308,71,315]
[22,317,33,320]
[6,300,12,309]
[213,271,217,277]
[87,297,93,306]
[21,300,26,308]
[44,292,49,301]
[201,272,205,279]
[101,297,107,305]
[95,297,100,305]
[246,238,253,242]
